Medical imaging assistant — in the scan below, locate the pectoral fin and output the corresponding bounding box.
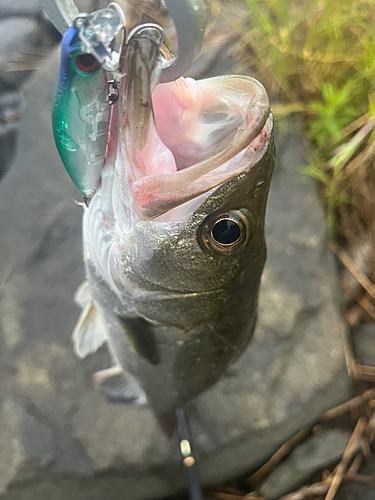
[118,316,160,365]
[74,280,91,308]
[93,366,146,405]
[72,301,107,359]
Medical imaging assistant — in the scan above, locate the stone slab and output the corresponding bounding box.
[260,429,351,499]
[352,323,375,367]
[0,51,350,499]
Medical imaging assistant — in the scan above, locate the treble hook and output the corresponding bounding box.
[40,0,206,82]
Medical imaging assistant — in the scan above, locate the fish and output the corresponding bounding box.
[53,18,275,417]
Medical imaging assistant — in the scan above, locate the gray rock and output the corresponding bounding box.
[336,484,375,500]
[0,124,18,180]
[336,456,375,500]
[0,0,97,17]
[341,239,372,307]
[0,91,23,180]
[0,50,350,499]
[353,323,375,367]
[260,429,351,499]
[0,18,41,87]
[0,0,40,17]
[75,0,100,12]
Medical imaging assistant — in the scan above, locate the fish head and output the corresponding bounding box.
[87,31,275,330]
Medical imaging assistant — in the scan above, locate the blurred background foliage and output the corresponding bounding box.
[208,0,375,242]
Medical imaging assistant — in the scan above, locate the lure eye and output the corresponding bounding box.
[199,210,250,255]
[75,53,99,73]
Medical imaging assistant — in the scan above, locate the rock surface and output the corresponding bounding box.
[0,0,40,17]
[352,323,375,367]
[0,52,350,499]
[0,17,42,87]
[260,429,351,499]
[0,91,23,181]
[336,456,375,500]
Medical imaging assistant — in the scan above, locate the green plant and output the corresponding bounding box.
[211,0,375,238]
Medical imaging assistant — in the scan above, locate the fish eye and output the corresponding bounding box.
[212,219,241,245]
[199,210,249,255]
[75,53,99,73]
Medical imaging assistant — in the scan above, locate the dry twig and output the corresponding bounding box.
[321,389,375,420]
[324,417,367,500]
[345,473,375,484]
[331,242,375,301]
[207,492,244,500]
[360,437,372,461]
[328,113,371,147]
[347,453,363,475]
[275,470,375,500]
[345,303,369,326]
[279,481,331,500]
[246,428,310,484]
[341,281,375,322]
[356,365,375,382]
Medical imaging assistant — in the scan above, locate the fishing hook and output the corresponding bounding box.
[108,80,119,105]
[40,0,206,82]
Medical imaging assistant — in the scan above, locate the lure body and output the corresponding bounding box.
[52,26,109,197]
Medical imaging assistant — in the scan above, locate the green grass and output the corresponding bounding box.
[209,0,375,239]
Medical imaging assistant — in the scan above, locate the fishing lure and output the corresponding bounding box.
[52,7,123,198]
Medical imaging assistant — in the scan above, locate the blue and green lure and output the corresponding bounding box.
[52,26,109,198]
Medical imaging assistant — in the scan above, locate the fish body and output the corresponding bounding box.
[55,25,275,415]
[81,145,274,414]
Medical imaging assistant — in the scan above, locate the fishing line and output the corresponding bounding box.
[175,407,203,500]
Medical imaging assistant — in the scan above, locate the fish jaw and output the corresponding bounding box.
[111,31,271,222]
[120,75,271,222]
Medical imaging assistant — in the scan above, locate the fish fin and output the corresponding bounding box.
[157,411,177,439]
[74,280,92,308]
[93,365,146,405]
[72,301,107,359]
[117,316,160,365]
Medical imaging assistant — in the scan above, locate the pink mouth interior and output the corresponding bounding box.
[124,76,271,221]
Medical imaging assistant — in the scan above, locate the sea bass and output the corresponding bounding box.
[53,14,275,416]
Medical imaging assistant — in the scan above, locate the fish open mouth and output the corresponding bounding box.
[117,39,272,222]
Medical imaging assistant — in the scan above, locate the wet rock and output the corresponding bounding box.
[260,429,351,499]
[341,238,372,308]
[75,0,101,12]
[0,124,18,181]
[0,17,41,87]
[352,323,375,367]
[0,0,40,17]
[0,91,23,181]
[0,51,350,499]
[336,456,375,500]
[0,0,97,17]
